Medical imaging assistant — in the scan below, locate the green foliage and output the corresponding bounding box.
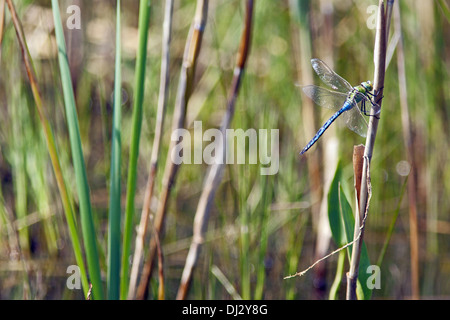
[327,162,372,300]
[120,0,152,300]
[51,0,103,300]
[0,0,449,300]
[107,0,122,300]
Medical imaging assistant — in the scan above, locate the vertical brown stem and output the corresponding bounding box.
[128,0,174,299]
[313,1,336,299]
[176,0,254,300]
[289,1,322,221]
[136,0,209,300]
[346,0,388,300]
[394,0,420,300]
[346,145,365,300]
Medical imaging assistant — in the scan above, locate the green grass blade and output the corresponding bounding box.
[107,0,122,300]
[10,88,29,254]
[327,161,345,246]
[254,172,272,300]
[328,249,346,300]
[51,0,104,300]
[239,165,251,300]
[327,162,346,300]
[121,0,151,300]
[327,163,372,299]
[436,0,450,22]
[5,0,90,298]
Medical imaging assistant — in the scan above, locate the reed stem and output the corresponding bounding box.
[120,0,151,300]
[394,0,420,299]
[107,0,122,300]
[6,0,90,298]
[128,0,174,299]
[176,0,254,300]
[346,0,388,300]
[51,0,104,299]
[136,0,209,300]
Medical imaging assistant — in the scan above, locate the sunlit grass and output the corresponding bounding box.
[0,0,449,300]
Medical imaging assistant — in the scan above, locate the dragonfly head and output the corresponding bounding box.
[360,81,373,93]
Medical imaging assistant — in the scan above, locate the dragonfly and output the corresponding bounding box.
[299,58,379,155]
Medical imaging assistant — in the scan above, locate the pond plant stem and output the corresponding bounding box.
[346,0,388,300]
[176,0,254,300]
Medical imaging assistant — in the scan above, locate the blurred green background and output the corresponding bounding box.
[0,0,449,299]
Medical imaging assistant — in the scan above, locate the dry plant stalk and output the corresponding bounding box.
[354,145,365,206]
[346,145,367,299]
[87,283,93,300]
[346,0,388,300]
[313,2,337,299]
[6,0,90,296]
[284,145,369,281]
[136,0,209,300]
[154,231,165,300]
[176,0,254,300]
[290,1,323,222]
[128,0,174,299]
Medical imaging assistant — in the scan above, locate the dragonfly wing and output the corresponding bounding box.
[340,99,368,137]
[301,85,349,111]
[311,59,354,93]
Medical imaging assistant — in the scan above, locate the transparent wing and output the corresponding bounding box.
[301,85,349,111]
[300,84,369,137]
[340,99,368,137]
[311,59,353,93]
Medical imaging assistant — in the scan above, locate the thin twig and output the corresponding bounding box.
[175,0,254,300]
[136,0,209,300]
[87,283,93,300]
[128,0,174,299]
[154,229,165,300]
[284,163,372,280]
[284,218,366,279]
[346,0,389,300]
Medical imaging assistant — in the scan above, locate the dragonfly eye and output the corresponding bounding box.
[361,81,373,92]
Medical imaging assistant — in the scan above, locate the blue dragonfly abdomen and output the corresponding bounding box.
[300,101,352,155]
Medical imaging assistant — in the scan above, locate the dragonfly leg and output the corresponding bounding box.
[375,95,384,105]
[361,99,368,115]
[361,97,381,119]
[364,86,384,106]
[374,86,384,104]
[372,112,381,120]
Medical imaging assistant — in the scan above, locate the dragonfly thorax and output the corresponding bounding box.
[358,80,373,93]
